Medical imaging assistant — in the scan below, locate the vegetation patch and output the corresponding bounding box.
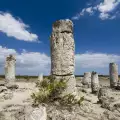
[31,78,84,107]
[31,78,67,105]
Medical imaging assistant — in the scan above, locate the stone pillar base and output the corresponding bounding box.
[52,75,77,96]
[91,83,99,94]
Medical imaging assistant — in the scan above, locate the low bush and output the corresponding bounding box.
[31,79,67,105]
[31,78,84,106]
[60,94,84,106]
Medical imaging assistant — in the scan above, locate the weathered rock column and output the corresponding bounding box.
[50,19,76,95]
[5,55,16,83]
[82,72,91,88]
[38,73,43,83]
[91,72,99,94]
[109,63,118,88]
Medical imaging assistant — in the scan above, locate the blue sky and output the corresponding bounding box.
[0,0,120,75]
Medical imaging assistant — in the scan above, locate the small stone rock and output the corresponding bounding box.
[115,81,120,90]
[3,91,13,100]
[0,86,7,93]
[76,81,83,87]
[98,88,108,103]
[0,81,5,86]
[6,84,19,90]
[28,106,47,120]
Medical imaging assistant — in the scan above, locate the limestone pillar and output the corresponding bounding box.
[38,73,43,83]
[109,63,118,88]
[5,55,16,83]
[50,19,76,95]
[91,72,99,94]
[82,72,91,87]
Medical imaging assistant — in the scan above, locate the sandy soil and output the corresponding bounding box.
[0,77,119,120]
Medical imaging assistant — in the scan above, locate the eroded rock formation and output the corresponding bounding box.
[38,73,43,83]
[109,63,118,88]
[82,72,91,88]
[5,55,16,83]
[50,19,76,95]
[91,72,100,94]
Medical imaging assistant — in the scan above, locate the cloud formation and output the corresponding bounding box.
[72,0,120,20]
[0,12,38,42]
[75,52,120,68]
[0,46,119,75]
[0,46,50,75]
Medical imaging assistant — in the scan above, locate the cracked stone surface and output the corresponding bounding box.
[82,72,91,88]
[109,63,118,88]
[51,19,74,75]
[91,72,100,94]
[50,19,76,95]
[5,55,16,84]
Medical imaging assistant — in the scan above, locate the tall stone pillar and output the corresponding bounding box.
[82,72,91,87]
[50,19,76,95]
[5,55,16,83]
[91,72,99,94]
[109,63,118,88]
[38,73,43,83]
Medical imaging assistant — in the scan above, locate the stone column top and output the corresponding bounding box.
[110,63,118,65]
[84,72,91,75]
[6,54,16,61]
[92,71,97,75]
[52,19,73,33]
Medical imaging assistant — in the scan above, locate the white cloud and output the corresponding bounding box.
[86,7,94,14]
[75,52,120,68]
[97,0,120,20]
[72,0,120,20]
[98,0,119,13]
[75,52,120,74]
[16,51,50,75]
[0,12,39,42]
[99,12,110,20]
[0,46,120,75]
[80,9,86,16]
[72,7,94,20]
[0,46,50,75]
[72,15,80,20]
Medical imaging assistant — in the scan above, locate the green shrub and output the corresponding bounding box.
[31,78,84,106]
[31,79,67,105]
[36,78,49,88]
[31,88,50,104]
[60,94,84,106]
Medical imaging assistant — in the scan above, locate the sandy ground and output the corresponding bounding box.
[0,77,110,111]
[0,81,36,111]
[0,77,119,120]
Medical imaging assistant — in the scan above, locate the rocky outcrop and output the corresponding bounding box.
[0,105,47,120]
[98,88,120,112]
[6,84,19,90]
[28,106,47,120]
[0,86,7,93]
